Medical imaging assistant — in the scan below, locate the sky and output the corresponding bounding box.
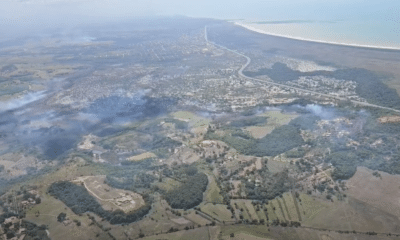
[0,0,399,37]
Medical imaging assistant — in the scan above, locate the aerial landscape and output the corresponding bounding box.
[1,1,400,240]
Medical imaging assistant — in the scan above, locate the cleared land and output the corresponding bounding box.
[204,175,224,204]
[73,175,145,213]
[184,211,212,226]
[245,110,298,139]
[347,167,400,218]
[142,227,210,240]
[200,203,233,222]
[155,177,183,192]
[172,111,210,128]
[219,225,273,240]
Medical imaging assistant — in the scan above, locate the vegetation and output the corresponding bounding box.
[141,135,182,151]
[165,173,208,209]
[57,212,67,222]
[206,124,304,157]
[106,172,156,191]
[245,63,400,109]
[229,117,268,128]
[244,170,290,200]
[105,158,156,192]
[0,212,18,224]
[289,114,320,130]
[48,181,150,224]
[164,118,189,129]
[285,148,306,158]
[20,220,50,240]
[327,151,359,180]
[251,125,304,156]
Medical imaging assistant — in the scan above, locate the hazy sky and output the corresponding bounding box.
[1,0,399,30]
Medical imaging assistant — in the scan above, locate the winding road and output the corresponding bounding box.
[205,26,400,113]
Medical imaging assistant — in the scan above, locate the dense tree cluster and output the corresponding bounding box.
[251,125,304,156]
[245,170,290,200]
[48,181,150,224]
[206,124,304,157]
[22,220,51,240]
[105,158,156,192]
[327,151,359,180]
[289,114,320,130]
[165,173,208,209]
[0,213,18,224]
[325,115,400,179]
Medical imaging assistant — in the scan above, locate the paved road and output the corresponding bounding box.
[205,27,400,113]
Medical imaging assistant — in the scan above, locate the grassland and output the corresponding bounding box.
[204,175,224,204]
[99,130,151,151]
[219,225,273,240]
[184,211,212,226]
[141,227,210,240]
[200,203,233,222]
[243,201,259,221]
[265,202,278,221]
[346,167,400,218]
[171,111,210,128]
[0,56,82,80]
[230,193,323,225]
[267,159,290,173]
[21,159,112,240]
[297,193,327,223]
[281,192,300,222]
[127,152,157,161]
[245,110,298,139]
[155,177,183,192]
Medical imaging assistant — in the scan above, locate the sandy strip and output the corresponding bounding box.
[234,22,400,51]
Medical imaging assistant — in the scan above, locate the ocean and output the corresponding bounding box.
[235,18,400,50]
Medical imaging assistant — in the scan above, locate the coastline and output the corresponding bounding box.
[234,22,400,51]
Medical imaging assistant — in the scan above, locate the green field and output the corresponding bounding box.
[266,159,290,173]
[171,111,210,128]
[155,177,182,192]
[219,225,273,240]
[255,205,268,222]
[245,110,298,139]
[263,203,275,222]
[297,193,328,222]
[184,211,212,226]
[200,203,233,222]
[244,201,259,221]
[204,175,224,204]
[235,201,250,220]
[142,227,210,240]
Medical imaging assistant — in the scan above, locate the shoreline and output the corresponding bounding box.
[234,22,400,51]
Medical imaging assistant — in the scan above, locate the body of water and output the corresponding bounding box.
[236,18,400,50]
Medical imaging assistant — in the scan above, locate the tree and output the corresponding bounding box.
[326,194,332,200]
[57,212,66,222]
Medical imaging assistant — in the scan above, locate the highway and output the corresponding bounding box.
[205,26,400,113]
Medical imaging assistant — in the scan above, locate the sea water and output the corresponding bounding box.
[236,18,400,50]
